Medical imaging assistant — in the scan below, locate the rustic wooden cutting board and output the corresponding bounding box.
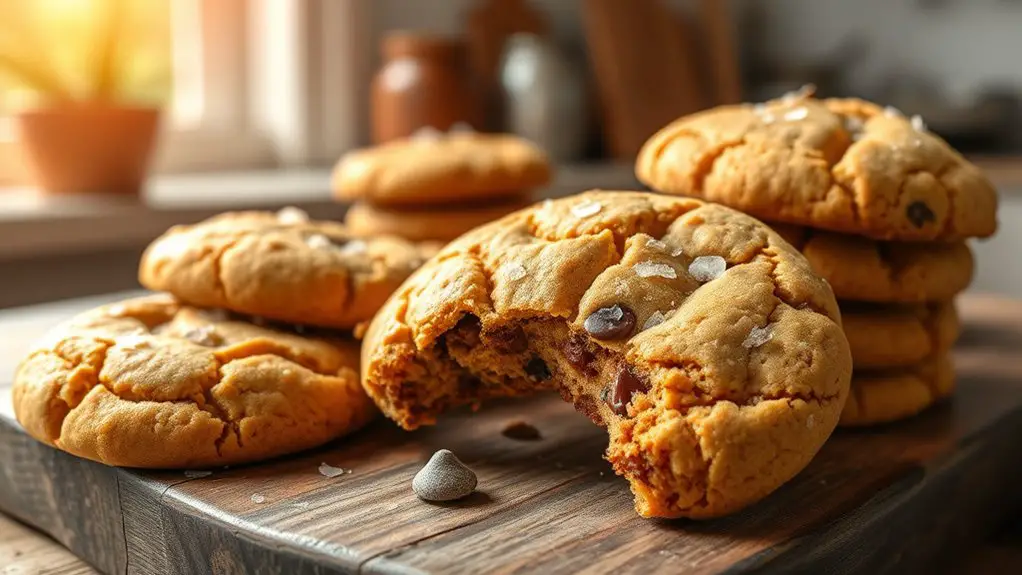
[2,294,1022,574]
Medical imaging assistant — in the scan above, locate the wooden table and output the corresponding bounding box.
[2,293,1022,574]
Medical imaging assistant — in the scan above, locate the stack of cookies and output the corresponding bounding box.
[332,130,552,243]
[12,208,429,469]
[636,91,998,427]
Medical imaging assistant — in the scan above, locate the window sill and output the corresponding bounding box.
[0,163,640,261]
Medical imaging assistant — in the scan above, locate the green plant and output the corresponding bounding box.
[0,0,171,106]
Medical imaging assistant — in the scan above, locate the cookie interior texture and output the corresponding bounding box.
[13,295,374,469]
[139,210,427,329]
[362,191,852,519]
[840,354,954,427]
[636,95,998,241]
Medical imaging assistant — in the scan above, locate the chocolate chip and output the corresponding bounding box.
[501,420,541,441]
[564,334,597,376]
[492,325,528,353]
[583,305,636,340]
[449,315,482,347]
[608,365,650,417]
[906,201,935,228]
[525,356,551,381]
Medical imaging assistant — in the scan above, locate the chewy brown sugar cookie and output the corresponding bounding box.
[362,191,851,519]
[636,94,998,241]
[344,197,532,243]
[842,301,959,369]
[772,224,974,303]
[12,295,374,468]
[139,209,428,329]
[840,354,955,427]
[332,132,551,206]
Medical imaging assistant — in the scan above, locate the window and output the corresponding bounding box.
[0,0,370,185]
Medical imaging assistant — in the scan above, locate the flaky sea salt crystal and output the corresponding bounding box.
[251,494,267,504]
[783,107,808,121]
[884,105,903,118]
[291,501,311,509]
[501,262,528,281]
[182,325,218,347]
[184,470,212,479]
[671,246,684,257]
[634,261,677,279]
[643,310,666,331]
[318,462,348,478]
[688,256,726,282]
[305,233,332,249]
[118,335,151,350]
[276,206,309,224]
[571,200,602,218]
[843,115,864,134]
[742,324,774,349]
[340,239,367,255]
[806,414,816,429]
[911,114,927,132]
[645,238,668,251]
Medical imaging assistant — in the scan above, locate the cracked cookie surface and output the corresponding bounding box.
[840,353,954,427]
[139,210,428,328]
[636,95,998,241]
[12,294,374,468]
[332,132,551,206]
[842,301,959,368]
[361,191,852,519]
[772,224,973,302]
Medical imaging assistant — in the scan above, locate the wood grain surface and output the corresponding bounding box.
[1,294,1022,574]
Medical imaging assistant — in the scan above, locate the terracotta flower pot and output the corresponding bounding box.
[16,104,161,195]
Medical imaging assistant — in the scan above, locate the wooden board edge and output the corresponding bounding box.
[730,404,1022,574]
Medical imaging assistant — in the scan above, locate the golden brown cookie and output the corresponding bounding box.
[840,354,955,427]
[362,190,851,519]
[344,197,532,243]
[842,301,959,368]
[636,94,998,241]
[772,224,973,302]
[12,295,374,468]
[139,209,428,328]
[332,132,551,206]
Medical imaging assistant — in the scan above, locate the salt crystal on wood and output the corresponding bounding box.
[251,494,267,504]
[318,463,348,478]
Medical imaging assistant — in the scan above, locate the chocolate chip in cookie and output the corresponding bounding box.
[906,201,936,228]
[583,305,636,340]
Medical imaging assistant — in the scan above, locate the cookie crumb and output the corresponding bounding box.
[634,261,677,279]
[642,310,666,331]
[305,233,333,249]
[184,470,212,479]
[501,262,528,281]
[783,107,808,121]
[743,324,774,349]
[571,200,602,218]
[276,206,309,224]
[412,449,478,502]
[251,494,267,504]
[502,420,542,441]
[688,256,726,282]
[318,462,350,478]
[910,114,927,132]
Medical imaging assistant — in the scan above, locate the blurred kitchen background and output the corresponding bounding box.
[1,0,1021,308]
